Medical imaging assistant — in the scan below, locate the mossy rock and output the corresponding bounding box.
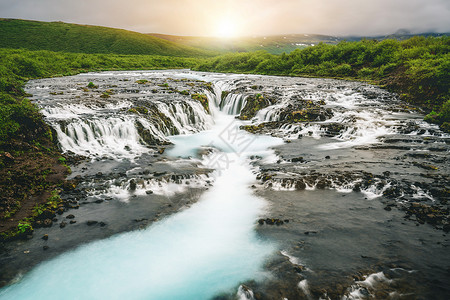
[191,93,209,113]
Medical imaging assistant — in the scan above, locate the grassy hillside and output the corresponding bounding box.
[148,32,449,55]
[195,36,450,130]
[148,33,341,55]
[0,19,215,57]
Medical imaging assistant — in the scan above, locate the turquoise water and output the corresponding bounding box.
[0,112,283,300]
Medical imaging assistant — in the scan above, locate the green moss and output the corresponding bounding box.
[100,92,111,98]
[128,106,149,115]
[136,79,148,84]
[191,93,209,113]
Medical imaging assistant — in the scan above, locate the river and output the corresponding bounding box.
[0,70,448,299]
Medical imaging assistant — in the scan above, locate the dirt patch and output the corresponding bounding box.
[0,139,69,239]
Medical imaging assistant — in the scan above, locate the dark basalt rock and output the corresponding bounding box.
[43,219,53,228]
[238,93,275,120]
[87,220,98,226]
[129,179,137,191]
[291,157,304,163]
[259,218,286,226]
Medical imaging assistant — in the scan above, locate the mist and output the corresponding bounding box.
[1,0,449,37]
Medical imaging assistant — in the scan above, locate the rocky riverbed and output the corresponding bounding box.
[0,70,449,299]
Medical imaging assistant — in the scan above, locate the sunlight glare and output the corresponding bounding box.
[216,19,237,38]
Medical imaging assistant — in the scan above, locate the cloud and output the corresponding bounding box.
[1,0,449,36]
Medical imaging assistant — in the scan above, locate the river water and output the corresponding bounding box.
[0,70,448,299]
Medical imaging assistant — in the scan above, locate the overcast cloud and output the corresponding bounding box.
[0,0,449,36]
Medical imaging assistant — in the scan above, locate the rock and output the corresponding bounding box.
[145,190,154,195]
[294,265,306,273]
[66,214,75,219]
[42,234,49,241]
[291,157,304,163]
[87,220,98,226]
[129,179,137,191]
[304,231,317,235]
[258,219,265,225]
[43,219,53,227]
[3,152,14,161]
[59,221,67,228]
[316,180,327,189]
[153,171,167,176]
[443,224,450,233]
[384,206,392,211]
[295,180,306,190]
[325,155,330,159]
[99,222,107,227]
[70,220,76,224]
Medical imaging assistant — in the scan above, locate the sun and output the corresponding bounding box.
[216,19,237,38]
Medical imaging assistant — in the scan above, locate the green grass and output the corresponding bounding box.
[195,36,450,130]
[148,33,339,55]
[0,19,215,57]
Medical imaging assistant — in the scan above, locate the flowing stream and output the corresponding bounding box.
[0,70,449,299]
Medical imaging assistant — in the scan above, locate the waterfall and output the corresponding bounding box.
[155,101,213,134]
[42,99,213,159]
[54,117,152,158]
[221,94,247,115]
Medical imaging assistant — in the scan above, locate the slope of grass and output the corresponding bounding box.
[195,36,450,130]
[148,33,342,54]
[0,19,215,57]
[149,32,448,55]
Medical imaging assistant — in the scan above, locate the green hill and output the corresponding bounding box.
[0,19,214,57]
[148,33,341,55]
[148,32,449,55]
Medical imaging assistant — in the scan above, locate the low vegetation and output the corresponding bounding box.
[0,19,214,57]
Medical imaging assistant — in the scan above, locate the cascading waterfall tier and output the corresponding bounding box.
[28,72,215,159]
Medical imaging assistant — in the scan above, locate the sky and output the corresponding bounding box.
[1,0,449,37]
